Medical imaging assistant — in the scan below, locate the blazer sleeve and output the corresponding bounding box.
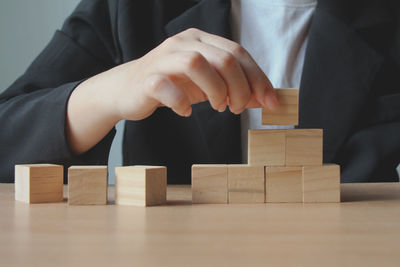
[0,0,121,182]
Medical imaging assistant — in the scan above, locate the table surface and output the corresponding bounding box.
[1,183,400,267]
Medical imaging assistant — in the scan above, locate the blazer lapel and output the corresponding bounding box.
[299,4,383,162]
[164,0,242,163]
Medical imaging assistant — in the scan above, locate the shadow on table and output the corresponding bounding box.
[341,183,400,202]
[167,200,192,206]
[341,193,400,202]
[105,200,192,206]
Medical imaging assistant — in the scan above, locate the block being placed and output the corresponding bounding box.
[192,164,228,204]
[115,166,166,206]
[228,165,264,203]
[265,166,302,203]
[248,129,286,166]
[303,164,340,203]
[262,88,299,125]
[15,164,63,203]
[285,129,323,166]
[68,166,108,205]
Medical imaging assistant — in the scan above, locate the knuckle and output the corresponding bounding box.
[219,52,237,71]
[231,44,247,58]
[184,51,206,71]
[163,35,181,48]
[184,27,200,35]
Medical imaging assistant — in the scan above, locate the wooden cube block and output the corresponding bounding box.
[303,164,340,203]
[15,164,63,203]
[248,130,286,166]
[192,164,228,204]
[265,166,302,203]
[68,166,108,205]
[115,166,166,206]
[262,89,299,125]
[285,129,323,166]
[228,165,264,203]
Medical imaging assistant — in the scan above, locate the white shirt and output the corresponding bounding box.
[230,0,317,162]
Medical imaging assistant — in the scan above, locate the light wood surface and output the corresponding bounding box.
[68,166,108,205]
[262,88,299,125]
[1,182,400,267]
[192,164,228,204]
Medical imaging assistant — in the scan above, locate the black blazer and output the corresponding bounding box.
[0,0,399,183]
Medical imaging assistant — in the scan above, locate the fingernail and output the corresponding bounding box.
[265,91,279,110]
[217,100,227,112]
[217,101,227,112]
[231,107,244,115]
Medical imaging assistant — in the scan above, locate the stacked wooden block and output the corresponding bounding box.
[15,165,167,207]
[192,89,340,204]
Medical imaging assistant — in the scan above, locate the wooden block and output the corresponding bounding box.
[14,164,63,203]
[285,129,323,166]
[303,164,341,203]
[192,164,227,204]
[115,166,166,206]
[68,166,108,205]
[262,88,299,125]
[228,165,264,203]
[248,129,286,166]
[265,166,302,203]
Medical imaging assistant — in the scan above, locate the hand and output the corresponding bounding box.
[103,28,278,121]
[66,28,279,154]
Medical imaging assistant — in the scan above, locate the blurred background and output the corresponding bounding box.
[0,0,398,181]
[0,0,123,184]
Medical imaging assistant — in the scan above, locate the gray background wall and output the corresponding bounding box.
[0,1,399,181]
[0,0,80,90]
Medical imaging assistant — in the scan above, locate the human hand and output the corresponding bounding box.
[96,28,278,121]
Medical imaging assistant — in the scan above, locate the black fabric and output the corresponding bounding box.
[0,0,399,183]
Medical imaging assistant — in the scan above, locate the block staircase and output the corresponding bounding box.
[192,89,340,204]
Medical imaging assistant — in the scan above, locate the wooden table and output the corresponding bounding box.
[1,183,400,267]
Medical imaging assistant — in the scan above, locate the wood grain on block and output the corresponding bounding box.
[68,166,108,205]
[265,166,302,203]
[303,164,341,203]
[115,166,166,207]
[14,164,63,203]
[262,88,299,125]
[248,129,286,166]
[285,129,323,166]
[228,165,264,203]
[192,164,227,204]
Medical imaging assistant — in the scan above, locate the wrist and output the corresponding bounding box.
[83,68,124,124]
